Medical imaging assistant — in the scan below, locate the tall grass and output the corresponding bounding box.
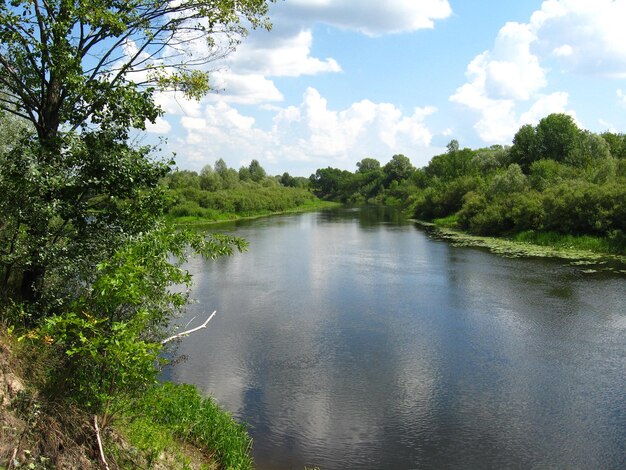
[127,382,253,470]
[512,230,626,255]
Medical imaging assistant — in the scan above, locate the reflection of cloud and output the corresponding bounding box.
[168,211,626,469]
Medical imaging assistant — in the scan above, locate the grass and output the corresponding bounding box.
[512,230,626,255]
[0,322,252,469]
[432,214,459,228]
[118,382,253,470]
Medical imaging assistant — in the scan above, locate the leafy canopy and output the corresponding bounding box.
[0,0,275,304]
[0,0,274,139]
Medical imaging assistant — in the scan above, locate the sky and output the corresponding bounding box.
[144,0,626,177]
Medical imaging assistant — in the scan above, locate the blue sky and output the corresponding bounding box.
[145,0,626,176]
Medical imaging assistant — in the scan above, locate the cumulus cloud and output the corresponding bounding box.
[145,116,172,134]
[151,1,451,105]
[450,0,616,143]
[275,0,452,36]
[165,88,437,174]
[226,29,341,77]
[532,0,626,78]
[209,72,284,105]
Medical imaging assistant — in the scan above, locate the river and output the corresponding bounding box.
[165,207,626,469]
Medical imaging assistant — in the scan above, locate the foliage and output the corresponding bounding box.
[0,0,274,304]
[165,159,323,220]
[0,2,271,466]
[0,0,274,134]
[22,226,246,425]
[403,113,626,253]
[0,122,170,308]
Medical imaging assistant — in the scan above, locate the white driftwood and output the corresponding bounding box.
[94,416,110,470]
[161,311,217,345]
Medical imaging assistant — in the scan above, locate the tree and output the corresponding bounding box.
[383,154,415,185]
[310,167,352,198]
[279,172,296,187]
[0,1,273,143]
[601,132,626,159]
[446,139,460,153]
[425,146,475,181]
[535,113,582,163]
[248,159,266,182]
[356,157,381,173]
[510,124,539,171]
[199,164,223,191]
[0,1,274,304]
[567,131,611,168]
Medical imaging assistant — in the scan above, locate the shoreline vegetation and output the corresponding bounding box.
[168,198,340,226]
[415,219,626,273]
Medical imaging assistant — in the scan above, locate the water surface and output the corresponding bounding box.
[166,207,626,469]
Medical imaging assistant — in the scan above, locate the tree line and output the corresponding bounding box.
[306,114,626,253]
[164,159,320,219]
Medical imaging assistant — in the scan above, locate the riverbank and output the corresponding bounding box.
[416,219,626,274]
[0,326,253,469]
[168,199,340,225]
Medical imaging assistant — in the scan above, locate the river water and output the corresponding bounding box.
[166,207,626,469]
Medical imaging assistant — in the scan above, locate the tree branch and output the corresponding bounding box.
[161,310,217,345]
[94,415,110,470]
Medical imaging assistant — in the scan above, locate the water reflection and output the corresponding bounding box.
[165,207,626,469]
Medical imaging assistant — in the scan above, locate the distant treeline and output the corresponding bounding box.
[166,113,626,252]
[164,158,320,219]
[307,113,626,251]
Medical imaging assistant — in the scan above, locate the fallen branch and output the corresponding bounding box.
[6,447,18,470]
[94,416,110,470]
[161,311,217,345]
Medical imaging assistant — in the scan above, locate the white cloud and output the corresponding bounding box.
[276,0,452,36]
[150,1,451,105]
[209,72,284,105]
[552,44,573,57]
[155,92,203,117]
[485,22,546,100]
[272,88,435,160]
[145,116,172,134]
[227,29,341,77]
[518,92,573,125]
[163,88,437,174]
[180,116,207,131]
[449,0,617,143]
[532,0,626,78]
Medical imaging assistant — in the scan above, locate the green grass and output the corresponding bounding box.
[120,382,253,470]
[114,415,208,469]
[512,230,624,254]
[432,214,459,228]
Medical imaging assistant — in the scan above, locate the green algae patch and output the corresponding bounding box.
[414,220,626,274]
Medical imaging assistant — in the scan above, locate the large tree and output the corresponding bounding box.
[0,0,274,305]
[0,0,273,143]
